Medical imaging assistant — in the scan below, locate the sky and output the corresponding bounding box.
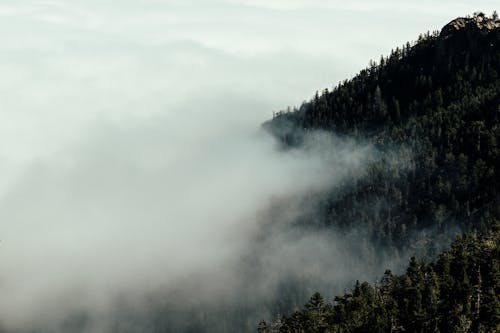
[0,1,497,331]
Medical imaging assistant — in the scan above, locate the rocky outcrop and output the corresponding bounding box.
[440,14,500,38]
[435,14,499,61]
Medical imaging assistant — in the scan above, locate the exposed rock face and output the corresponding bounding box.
[441,14,500,38]
[436,14,499,60]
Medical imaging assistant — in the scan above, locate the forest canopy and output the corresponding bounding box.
[261,12,500,333]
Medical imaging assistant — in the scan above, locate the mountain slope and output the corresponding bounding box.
[265,13,500,249]
[260,12,500,332]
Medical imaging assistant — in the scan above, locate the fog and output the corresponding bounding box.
[0,1,494,332]
[0,104,372,330]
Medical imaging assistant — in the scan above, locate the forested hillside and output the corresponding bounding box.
[265,12,500,248]
[260,12,500,332]
[260,225,499,332]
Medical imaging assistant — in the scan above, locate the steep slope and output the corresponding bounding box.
[265,13,500,250]
[259,12,500,332]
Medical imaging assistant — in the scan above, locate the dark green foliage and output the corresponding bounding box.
[274,225,500,332]
[260,13,500,333]
[265,13,500,249]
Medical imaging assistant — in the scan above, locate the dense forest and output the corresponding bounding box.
[260,12,500,332]
[259,225,499,332]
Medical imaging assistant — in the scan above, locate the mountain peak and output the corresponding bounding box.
[440,13,500,38]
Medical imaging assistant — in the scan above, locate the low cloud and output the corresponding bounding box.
[0,95,375,331]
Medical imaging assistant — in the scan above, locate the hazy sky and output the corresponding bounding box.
[0,0,497,168]
[0,1,497,331]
